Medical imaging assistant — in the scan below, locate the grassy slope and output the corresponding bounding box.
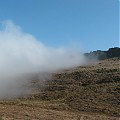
[0,58,119,120]
[28,58,120,117]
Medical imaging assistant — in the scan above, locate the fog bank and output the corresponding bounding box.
[0,20,85,98]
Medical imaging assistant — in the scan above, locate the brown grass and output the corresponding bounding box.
[0,58,120,120]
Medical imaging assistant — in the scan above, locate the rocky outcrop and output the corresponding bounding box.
[84,47,120,60]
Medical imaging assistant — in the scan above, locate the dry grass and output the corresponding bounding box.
[0,58,120,120]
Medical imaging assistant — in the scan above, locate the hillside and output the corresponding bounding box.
[27,57,120,116]
[0,54,119,119]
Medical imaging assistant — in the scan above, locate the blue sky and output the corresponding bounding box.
[0,0,119,52]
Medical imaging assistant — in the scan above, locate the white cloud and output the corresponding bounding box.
[0,20,85,98]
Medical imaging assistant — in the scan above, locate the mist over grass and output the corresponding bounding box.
[0,20,86,98]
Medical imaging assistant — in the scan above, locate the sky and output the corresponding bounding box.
[0,0,119,52]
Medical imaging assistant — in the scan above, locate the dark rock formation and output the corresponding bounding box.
[84,47,120,60]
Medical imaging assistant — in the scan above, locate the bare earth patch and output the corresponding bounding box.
[0,100,119,120]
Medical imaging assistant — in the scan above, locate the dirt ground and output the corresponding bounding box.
[0,100,119,120]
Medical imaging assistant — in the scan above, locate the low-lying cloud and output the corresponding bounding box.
[0,20,85,98]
